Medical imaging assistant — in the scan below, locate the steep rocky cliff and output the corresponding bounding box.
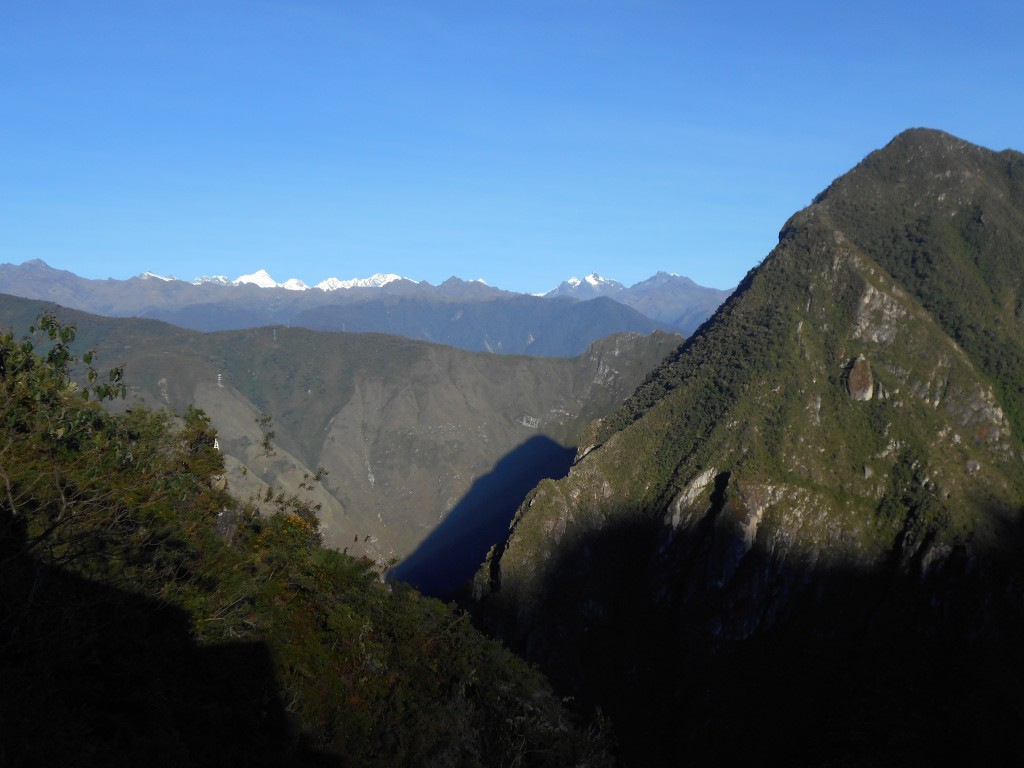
[475,129,1024,765]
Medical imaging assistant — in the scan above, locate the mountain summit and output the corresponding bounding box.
[544,273,626,298]
[475,129,1024,764]
[545,271,731,333]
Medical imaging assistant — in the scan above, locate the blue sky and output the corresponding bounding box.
[2,1,1022,294]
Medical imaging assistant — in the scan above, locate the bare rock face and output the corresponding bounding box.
[846,355,873,401]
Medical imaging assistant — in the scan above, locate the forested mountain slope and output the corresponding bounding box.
[475,129,1024,765]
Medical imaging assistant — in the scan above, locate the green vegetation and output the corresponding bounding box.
[479,129,1024,766]
[823,130,1024,438]
[0,315,611,766]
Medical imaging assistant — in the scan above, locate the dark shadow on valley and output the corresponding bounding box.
[0,544,338,768]
[388,435,576,599]
[473,494,1024,768]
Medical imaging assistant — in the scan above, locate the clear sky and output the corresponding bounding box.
[2,1,1022,294]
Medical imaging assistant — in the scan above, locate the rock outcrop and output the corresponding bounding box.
[846,354,873,400]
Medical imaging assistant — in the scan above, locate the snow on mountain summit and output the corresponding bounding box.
[545,273,625,297]
[186,270,409,290]
[233,269,279,288]
[316,273,408,291]
[226,270,308,290]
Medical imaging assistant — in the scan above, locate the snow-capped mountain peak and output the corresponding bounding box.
[188,270,409,291]
[544,273,625,297]
[231,270,311,290]
[233,269,279,288]
[138,271,178,282]
[316,273,407,291]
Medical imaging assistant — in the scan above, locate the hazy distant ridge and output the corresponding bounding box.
[0,261,730,354]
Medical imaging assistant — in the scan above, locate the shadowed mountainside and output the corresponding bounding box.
[1,547,330,767]
[389,435,577,598]
[483,505,1024,765]
[475,128,1024,764]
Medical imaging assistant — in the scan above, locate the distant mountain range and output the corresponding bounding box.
[0,261,730,354]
